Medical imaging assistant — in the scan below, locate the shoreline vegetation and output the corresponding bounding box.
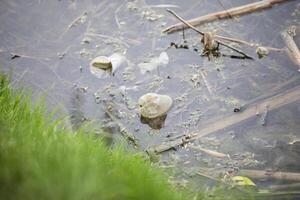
[0,74,263,200]
[0,74,187,200]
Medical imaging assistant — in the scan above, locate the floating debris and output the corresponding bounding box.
[138,93,173,119]
[287,25,297,37]
[90,53,126,78]
[79,48,91,58]
[68,12,88,29]
[141,9,164,21]
[233,107,241,113]
[214,96,241,107]
[10,54,21,60]
[202,32,219,58]
[59,12,88,38]
[127,2,138,11]
[90,56,112,70]
[189,145,229,159]
[256,46,269,58]
[138,52,169,74]
[81,36,91,44]
[109,53,126,74]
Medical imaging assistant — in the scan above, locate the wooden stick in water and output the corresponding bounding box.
[240,169,300,182]
[163,0,291,34]
[165,9,253,59]
[281,30,300,71]
[189,145,229,159]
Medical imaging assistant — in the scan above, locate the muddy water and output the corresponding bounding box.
[0,0,300,193]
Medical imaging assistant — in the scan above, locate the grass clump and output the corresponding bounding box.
[0,74,187,200]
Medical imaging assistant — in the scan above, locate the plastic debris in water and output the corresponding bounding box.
[138,93,172,119]
[90,56,112,70]
[109,53,126,74]
[90,53,126,78]
[138,52,169,74]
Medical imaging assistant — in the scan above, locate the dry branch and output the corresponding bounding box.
[165,10,285,54]
[281,31,300,71]
[163,0,291,34]
[197,168,300,185]
[240,169,300,182]
[189,145,229,159]
[166,9,253,59]
[214,35,286,52]
[214,35,255,46]
[149,85,300,153]
[196,167,300,182]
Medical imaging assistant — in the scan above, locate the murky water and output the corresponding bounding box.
[1,0,300,196]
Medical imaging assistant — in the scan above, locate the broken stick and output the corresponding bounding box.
[163,0,291,34]
[166,9,253,59]
[189,145,229,159]
[197,168,300,182]
[240,169,300,182]
[281,30,300,71]
[149,85,300,153]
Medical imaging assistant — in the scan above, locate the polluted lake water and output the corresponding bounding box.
[0,0,300,198]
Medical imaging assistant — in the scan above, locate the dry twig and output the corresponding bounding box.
[240,169,300,182]
[166,9,253,59]
[189,145,229,159]
[281,30,300,71]
[163,0,291,34]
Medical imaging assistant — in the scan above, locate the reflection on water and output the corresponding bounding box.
[0,0,300,195]
[140,114,167,129]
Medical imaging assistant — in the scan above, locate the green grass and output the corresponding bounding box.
[0,74,188,200]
